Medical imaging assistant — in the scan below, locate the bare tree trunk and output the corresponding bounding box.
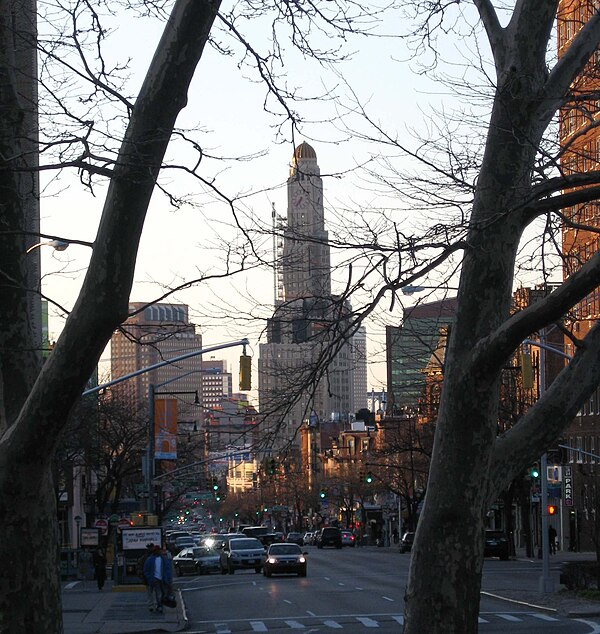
[0,2,220,631]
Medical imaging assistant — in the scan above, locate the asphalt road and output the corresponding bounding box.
[173,546,600,633]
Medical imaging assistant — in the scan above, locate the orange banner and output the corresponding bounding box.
[154,399,177,459]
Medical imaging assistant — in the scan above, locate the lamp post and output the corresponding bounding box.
[147,383,200,514]
[523,335,572,593]
[74,515,82,549]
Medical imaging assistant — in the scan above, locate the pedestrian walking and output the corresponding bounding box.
[549,525,557,555]
[137,543,155,611]
[143,544,173,614]
[92,548,107,591]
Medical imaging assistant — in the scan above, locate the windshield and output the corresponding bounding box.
[269,544,301,555]
[230,538,263,550]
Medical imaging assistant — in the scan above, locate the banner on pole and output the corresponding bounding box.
[154,399,177,459]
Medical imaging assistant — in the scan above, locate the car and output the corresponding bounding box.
[258,532,285,547]
[172,546,220,576]
[263,543,307,577]
[285,532,305,546]
[220,537,265,574]
[210,533,245,550]
[315,526,342,549]
[399,532,415,553]
[171,536,196,555]
[484,530,510,560]
[341,530,355,547]
[303,532,314,545]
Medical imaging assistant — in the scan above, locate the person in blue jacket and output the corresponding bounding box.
[143,544,173,613]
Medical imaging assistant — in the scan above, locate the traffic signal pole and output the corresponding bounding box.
[524,333,572,593]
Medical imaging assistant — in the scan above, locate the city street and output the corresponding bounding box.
[173,547,600,633]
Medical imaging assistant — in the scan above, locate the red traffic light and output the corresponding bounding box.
[548,505,557,515]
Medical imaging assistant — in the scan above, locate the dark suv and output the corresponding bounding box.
[316,527,342,549]
[484,530,510,560]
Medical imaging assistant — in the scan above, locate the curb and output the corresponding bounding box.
[176,589,188,630]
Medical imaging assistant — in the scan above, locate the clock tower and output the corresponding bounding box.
[282,142,331,301]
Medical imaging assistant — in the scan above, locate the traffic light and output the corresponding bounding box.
[530,463,540,479]
[548,505,557,515]
[239,354,252,390]
[365,472,373,484]
[268,458,277,476]
[319,489,326,499]
[212,479,219,491]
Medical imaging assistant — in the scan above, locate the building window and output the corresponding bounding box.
[577,436,583,463]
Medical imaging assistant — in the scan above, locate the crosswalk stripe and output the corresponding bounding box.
[356,617,379,627]
[284,620,305,629]
[478,617,488,624]
[393,615,404,625]
[250,621,268,632]
[323,620,343,628]
[529,613,559,621]
[215,626,232,634]
[497,614,522,622]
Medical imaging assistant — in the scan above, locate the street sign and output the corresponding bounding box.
[94,519,108,536]
[118,518,132,530]
[563,466,573,507]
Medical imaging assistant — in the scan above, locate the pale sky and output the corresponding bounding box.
[38,3,548,400]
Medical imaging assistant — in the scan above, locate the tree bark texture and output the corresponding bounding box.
[0,1,220,631]
[404,3,600,632]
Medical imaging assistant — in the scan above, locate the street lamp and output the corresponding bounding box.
[147,382,200,513]
[401,284,459,295]
[523,335,571,593]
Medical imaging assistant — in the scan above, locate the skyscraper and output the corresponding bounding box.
[110,302,203,414]
[385,297,457,416]
[258,143,363,450]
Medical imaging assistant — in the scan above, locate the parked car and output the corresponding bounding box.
[285,532,305,546]
[341,530,355,547]
[315,527,342,549]
[263,543,307,578]
[484,530,510,560]
[399,532,415,553]
[172,546,220,576]
[220,537,265,574]
[303,532,314,546]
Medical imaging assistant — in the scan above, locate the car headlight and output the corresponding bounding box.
[267,557,277,564]
[299,556,306,563]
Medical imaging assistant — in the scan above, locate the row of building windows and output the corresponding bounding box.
[558,3,600,47]
[567,435,599,463]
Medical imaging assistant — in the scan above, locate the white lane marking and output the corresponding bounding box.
[497,614,522,622]
[393,615,404,624]
[529,613,559,621]
[357,617,379,627]
[324,577,331,581]
[382,596,394,602]
[215,625,232,634]
[478,617,488,623]
[338,582,345,586]
[355,587,364,590]
[285,620,306,629]
[323,621,343,629]
[64,581,79,590]
[306,611,316,616]
[250,622,268,632]
[284,599,293,604]
[574,620,600,634]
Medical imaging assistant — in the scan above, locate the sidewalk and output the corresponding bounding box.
[62,580,187,634]
[490,547,600,618]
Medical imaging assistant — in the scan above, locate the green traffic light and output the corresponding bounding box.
[366,472,373,484]
[320,490,326,499]
[531,466,539,478]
